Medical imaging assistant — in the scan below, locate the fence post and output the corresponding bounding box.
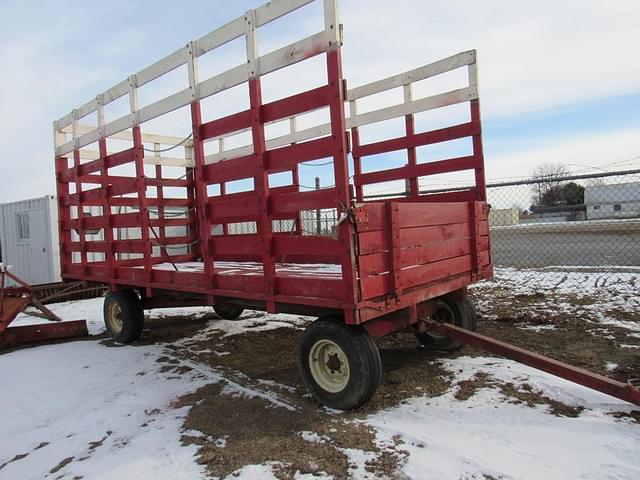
[315,176,322,235]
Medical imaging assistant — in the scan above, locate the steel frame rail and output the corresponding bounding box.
[428,321,640,406]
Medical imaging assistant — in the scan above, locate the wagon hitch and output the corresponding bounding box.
[0,265,89,350]
[426,320,640,406]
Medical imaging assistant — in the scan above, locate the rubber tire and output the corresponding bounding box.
[299,317,381,410]
[416,297,477,352]
[103,290,144,344]
[214,304,245,320]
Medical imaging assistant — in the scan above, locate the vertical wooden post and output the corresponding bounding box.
[468,59,487,202]
[245,10,276,312]
[327,47,358,322]
[349,99,364,202]
[54,155,72,276]
[73,149,87,274]
[132,126,152,295]
[190,102,216,303]
[403,83,419,198]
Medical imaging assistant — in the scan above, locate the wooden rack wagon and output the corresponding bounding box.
[52,0,638,409]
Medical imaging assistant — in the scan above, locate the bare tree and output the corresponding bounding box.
[530,162,571,210]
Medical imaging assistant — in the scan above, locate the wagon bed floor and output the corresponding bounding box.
[146,261,343,279]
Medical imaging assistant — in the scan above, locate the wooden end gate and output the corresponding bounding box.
[52,0,639,409]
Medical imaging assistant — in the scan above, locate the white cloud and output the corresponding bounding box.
[487,126,640,181]
[340,0,640,117]
[0,0,638,202]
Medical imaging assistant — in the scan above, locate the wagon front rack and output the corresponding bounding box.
[0,265,89,350]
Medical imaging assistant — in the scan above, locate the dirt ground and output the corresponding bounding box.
[114,274,640,480]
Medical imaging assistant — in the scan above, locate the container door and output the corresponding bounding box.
[14,208,51,285]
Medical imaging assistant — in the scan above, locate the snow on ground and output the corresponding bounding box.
[367,356,640,480]
[2,268,640,479]
[472,266,640,334]
[0,340,209,480]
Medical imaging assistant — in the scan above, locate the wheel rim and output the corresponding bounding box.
[429,301,456,341]
[107,302,124,333]
[308,339,350,393]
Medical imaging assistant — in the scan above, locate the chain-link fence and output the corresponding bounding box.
[208,169,640,273]
[486,169,640,269]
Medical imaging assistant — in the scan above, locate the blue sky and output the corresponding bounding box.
[0,0,639,202]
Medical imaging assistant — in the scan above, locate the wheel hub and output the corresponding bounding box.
[107,303,123,333]
[309,339,350,393]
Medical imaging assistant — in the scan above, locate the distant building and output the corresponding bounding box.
[585,182,640,220]
[489,208,519,226]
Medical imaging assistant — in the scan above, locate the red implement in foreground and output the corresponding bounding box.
[51,0,633,410]
[0,267,88,350]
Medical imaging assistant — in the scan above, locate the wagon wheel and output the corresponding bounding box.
[416,297,477,351]
[214,304,245,320]
[299,316,381,410]
[103,289,144,344]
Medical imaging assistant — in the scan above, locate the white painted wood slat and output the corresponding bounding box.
[346,50,476,101]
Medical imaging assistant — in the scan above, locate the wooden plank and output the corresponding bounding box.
[208,195,259,223]
[262,85,329,123]
[265,137,333,172]
[354,122,477,158]
[348,87,477,129]
[270,187,337,215]
[359,254,474,300]
[210,235,261,256]
[355,201,472,232]
[200,109,252,141]
[357,221,475,255]
[355,155,479,187]
[277,276,343,300]
[396,202,471,228]
[347,50,476,100]
[358,236,489,277]
[203,154,259,184]
[258,31,328,77]
[273,235,341,256]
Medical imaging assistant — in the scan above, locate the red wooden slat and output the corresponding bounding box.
[354,155,479,187]
[77,147,136,176]
[355,201,475,232]
[262,85,329,123]
[270,187,337,215]
[360,254,474,300]
[397,201,474,228]
[210,235,261,255]
[276,277,343,300]
[203,154,259,184]
[358,237,484,277]
[265,137,333,172]
[146,177,189,187]
[208,195,259,222]
[357,222,474,255]
[353,122,477,158]
[200,109,252,141]
[273,235,341,257]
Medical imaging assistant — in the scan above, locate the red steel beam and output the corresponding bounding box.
[0,321,89,350]
[428,321,640,406]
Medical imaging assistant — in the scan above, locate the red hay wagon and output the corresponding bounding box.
[52,0,492,409]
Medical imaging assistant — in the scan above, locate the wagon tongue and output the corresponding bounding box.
[426,320,640,407]
[0,266,89,350]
